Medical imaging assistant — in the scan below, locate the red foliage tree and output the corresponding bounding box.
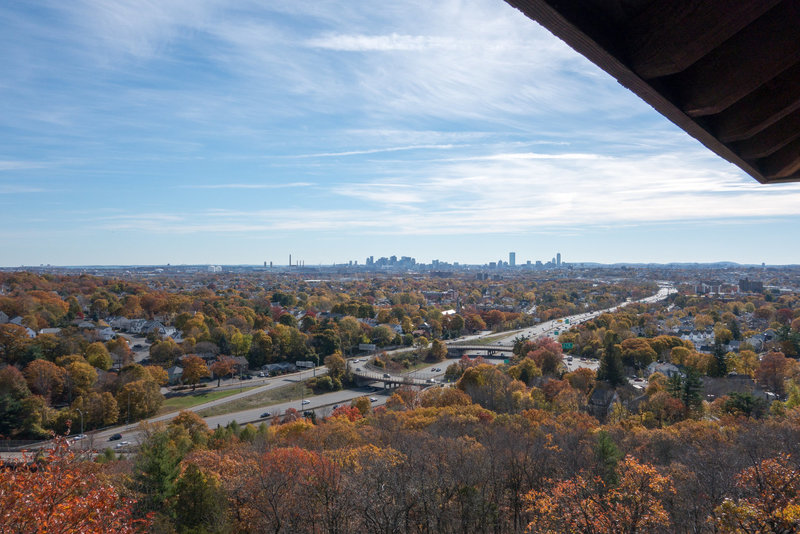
[0,435,150,533]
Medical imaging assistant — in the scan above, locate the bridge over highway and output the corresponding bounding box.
[349,367,433,388]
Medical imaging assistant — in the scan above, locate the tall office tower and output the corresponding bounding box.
[509,252,516,267]
[557,252,561,266]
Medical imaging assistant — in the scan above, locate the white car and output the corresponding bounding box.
[72,434,87,441]
[114,441,129,449]
[301,399,310,405]
[369,397,378,402]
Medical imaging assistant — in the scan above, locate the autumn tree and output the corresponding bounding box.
[71,391,118,429]
[713,454,800,533]
[324,352,346,383]
[149,338,182,366]
[209,356,236,387]
[182,355,210,390]
[117,380,163,422]
[620,338,657,369]
[527,337,563,375]
[756,351,796,396]
[64,361,97,402]
[427,339,448,362]
[526,456,673,533]
[24,359,65,403]
[106,337,133,368]
[0,436,151,533]
[85,341,112,371]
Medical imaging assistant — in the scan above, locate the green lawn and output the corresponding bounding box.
[158,387,258,415]
[197,383,315,417]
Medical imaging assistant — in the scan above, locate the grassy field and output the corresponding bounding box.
[158,387,258,415]
[197,383,315,417]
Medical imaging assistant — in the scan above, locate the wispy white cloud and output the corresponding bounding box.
[305,33,458,52]
[178,182,313,190]
[0,160,48,171]
[288,145,456,158]
[0,185,47,194]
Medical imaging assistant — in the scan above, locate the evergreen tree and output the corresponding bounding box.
[172,464,229,533]
[711,341,727,377]
[594,430,623,486]
[728,319,741,341]
[597,332,627,387]
[132,430,183,517]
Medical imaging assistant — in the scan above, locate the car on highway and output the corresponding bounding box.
[260,412,271,418]
[114,441,129,449]
[108,433,122,441]
[383,373,391,378]
[72,434,87,441]
[369,397,378,402]
[301,399,310,405]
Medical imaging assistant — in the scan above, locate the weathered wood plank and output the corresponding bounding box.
[713,63,800,143]
[627,0,781,79]
[758,138,800,179]
[734,110,800,159]
[666,1,800,116]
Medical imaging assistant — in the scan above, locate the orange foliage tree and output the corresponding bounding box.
[525,455,673,533]
[0,436,150,533]
[713,454,800,533]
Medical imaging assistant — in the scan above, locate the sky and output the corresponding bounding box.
[1,0,799,267]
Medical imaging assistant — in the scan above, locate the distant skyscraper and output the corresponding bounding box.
[557,252,561,266]
[509,252,516,267]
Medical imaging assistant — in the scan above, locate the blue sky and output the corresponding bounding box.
[1,0,799,267]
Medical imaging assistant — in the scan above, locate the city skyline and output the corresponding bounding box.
[2,1,800,267]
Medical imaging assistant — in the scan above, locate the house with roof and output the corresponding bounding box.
[587,385,620,421]
[98,326,116,341]
[646,361,682,379]
[39,327,62,336]
[167,365,184,385]
[0,311,8,324]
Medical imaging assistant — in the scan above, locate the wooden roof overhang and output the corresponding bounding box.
[505,0,800,184]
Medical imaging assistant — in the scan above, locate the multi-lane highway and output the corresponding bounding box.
[38,285,674,453]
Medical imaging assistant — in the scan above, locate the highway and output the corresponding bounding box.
[37,285,673,453]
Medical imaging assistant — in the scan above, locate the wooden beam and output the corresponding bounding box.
[627,0,781,79]
[713,62,800,143]
[763,172,800,184]
[733,110,800,159]
[503,0,770,184]
[666,1,800,117]
[758,137,800,179]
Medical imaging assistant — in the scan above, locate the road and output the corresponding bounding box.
[53,285,674,452]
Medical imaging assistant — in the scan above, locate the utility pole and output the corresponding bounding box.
[76,408,84,449]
